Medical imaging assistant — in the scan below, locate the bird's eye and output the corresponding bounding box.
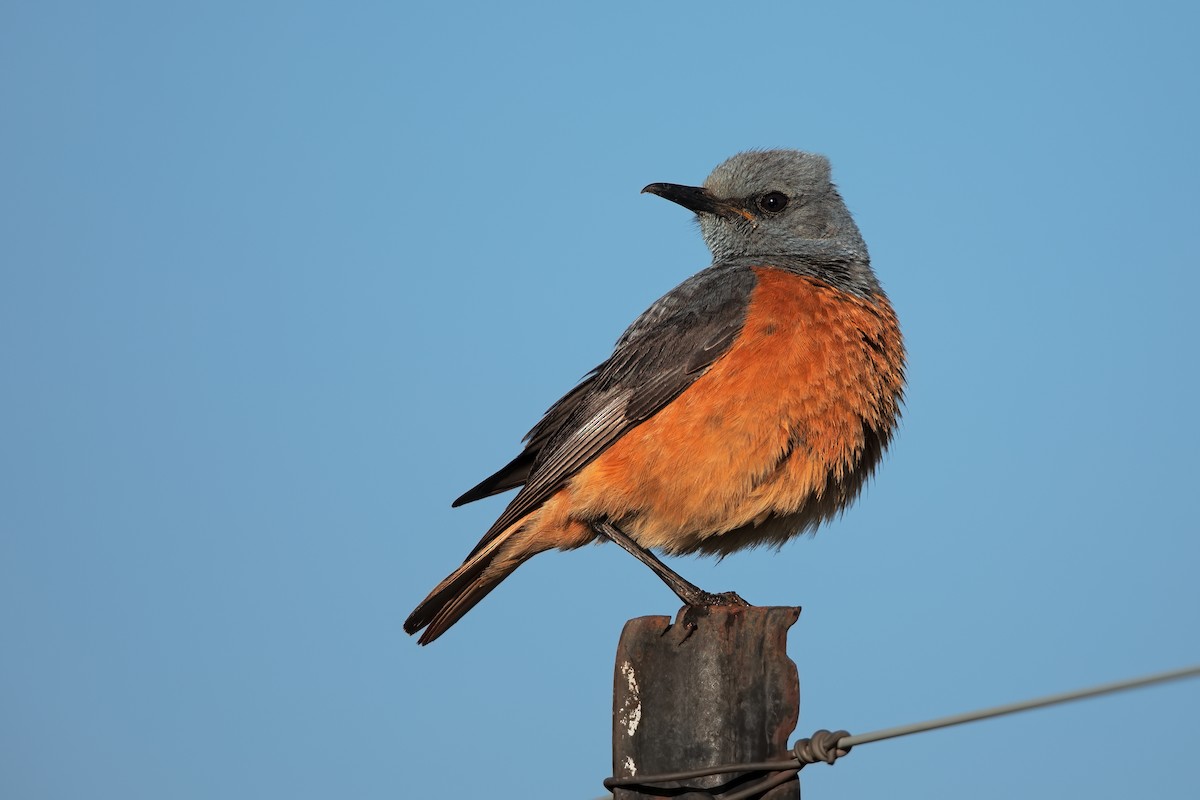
[757,191,789,214]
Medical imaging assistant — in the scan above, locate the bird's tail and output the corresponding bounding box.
[404,531,529,645]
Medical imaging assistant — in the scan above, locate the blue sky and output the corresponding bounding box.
[2,2,1198,798]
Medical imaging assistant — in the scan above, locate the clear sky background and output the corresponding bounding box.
[3,2,1198,798]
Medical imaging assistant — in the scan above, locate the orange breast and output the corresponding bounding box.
[563,267,905,554]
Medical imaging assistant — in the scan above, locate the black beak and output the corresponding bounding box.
[642,182,748,220]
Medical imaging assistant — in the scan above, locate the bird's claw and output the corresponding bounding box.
[685,589,752,608]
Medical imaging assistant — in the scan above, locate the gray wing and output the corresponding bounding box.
[463,264,758,557]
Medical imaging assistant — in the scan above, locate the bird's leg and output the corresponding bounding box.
[593,520,750,607]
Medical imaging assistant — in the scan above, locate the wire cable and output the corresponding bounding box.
[842,662,1200,748]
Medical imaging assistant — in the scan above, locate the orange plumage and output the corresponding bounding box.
[567,268,904,555]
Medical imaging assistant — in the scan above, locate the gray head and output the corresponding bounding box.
[644,150,874,291]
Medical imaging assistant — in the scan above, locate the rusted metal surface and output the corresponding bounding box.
[612,605,801,800]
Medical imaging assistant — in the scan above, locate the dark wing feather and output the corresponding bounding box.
[452,373,600,507]
[463,264,758,557]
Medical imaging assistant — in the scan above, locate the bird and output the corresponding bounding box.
[405,149,905,645]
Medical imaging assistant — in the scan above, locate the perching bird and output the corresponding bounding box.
[405,150,905,644]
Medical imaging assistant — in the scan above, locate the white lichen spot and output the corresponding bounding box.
[623,755,637,776]
[622,660,639,695]
[617,660,642,737]
[624,697,642,737]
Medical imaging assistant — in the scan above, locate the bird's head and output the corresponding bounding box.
[643,149,867,266]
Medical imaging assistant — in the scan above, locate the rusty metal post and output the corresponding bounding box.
[612,605,801,800]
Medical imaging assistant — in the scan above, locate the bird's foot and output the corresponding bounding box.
[685,589,752,608]
[669,593,754,643]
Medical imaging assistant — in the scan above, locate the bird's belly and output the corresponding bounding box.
[566,268,904,555]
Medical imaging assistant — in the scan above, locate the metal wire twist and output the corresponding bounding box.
[792,729,851,766]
